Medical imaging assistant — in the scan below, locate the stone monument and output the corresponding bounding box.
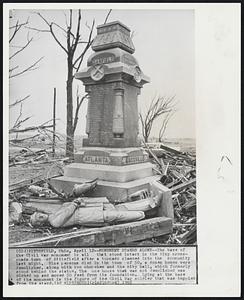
[51,21,169,205]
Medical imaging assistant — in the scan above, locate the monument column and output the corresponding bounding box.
[85,93,91,136]
[112,88,124,138]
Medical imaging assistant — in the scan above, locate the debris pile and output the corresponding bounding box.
[9,177,100,243]
[9,147,70,167]
[144,142,196,245]
[9,142,196,245]
[8,178,163,245]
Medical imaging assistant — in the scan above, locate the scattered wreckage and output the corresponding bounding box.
[9,179,172,247]
[9,143,196,246]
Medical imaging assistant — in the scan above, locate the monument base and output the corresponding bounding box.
[50,148,174,219]
[74,147,149,166]
[51,174,160,203]
[63,162,154,183]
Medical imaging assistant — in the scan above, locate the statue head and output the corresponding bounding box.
[30,212,49,227]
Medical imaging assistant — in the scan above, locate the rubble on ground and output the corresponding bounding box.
[144,143,196,245]
[9,143,196,245]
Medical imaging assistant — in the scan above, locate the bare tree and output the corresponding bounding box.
[139,95,176,143]
[29,9,112,157]
[9,16,44,80]
[73,86,88,135]
[9,12,44,139]
[158,110,176,143]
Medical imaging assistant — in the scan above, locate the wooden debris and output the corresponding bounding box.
[170,178,196,192]
[144,141,196,245]
[9,138,196,246]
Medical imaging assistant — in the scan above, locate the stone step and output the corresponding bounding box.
[64,162,154,183]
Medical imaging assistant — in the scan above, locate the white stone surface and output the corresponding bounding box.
[64,162,154,182]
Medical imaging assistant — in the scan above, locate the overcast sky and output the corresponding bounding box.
[9,9,195,139]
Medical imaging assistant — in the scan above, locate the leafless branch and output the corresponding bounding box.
[9,65,19,74]
[52,22,68,35]
[39,119,56,127]
[9,56,44,78]
[13,103,23,129]
[73,87,88,133]
[63,11,69,28]
[11,103,32,132]
[140,95,177,142]
[73,19,95,72]
[26,26,50,33]
[9,124,54,134]
[14,116,32,131]
[71,9,81,52]
[159,110,176,142]
[33,12,68,54]
[104,9,112,24]
[9,36,33,60]
[9,95,30,108]
[10,134,41,143]
[9,18,29,43]
[39,127,62,141]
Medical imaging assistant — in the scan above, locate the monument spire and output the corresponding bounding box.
[92,21,135,54]
[75,20,150,148]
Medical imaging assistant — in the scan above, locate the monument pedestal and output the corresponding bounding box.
[51,146,160,202]
[51,21,173,221]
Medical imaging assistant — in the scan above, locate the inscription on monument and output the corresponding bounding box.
[122,155,148,165]
[91,53,116,65]
[83,155,111,164]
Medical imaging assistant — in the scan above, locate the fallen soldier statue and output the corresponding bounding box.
[29,192,162,228]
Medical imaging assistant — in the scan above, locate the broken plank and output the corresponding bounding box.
[170,178,196,193]
[9,217,173,247]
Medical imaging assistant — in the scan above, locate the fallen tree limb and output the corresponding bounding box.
[9,174,62,193]
[9,142,37,154]
[10,174,43,187]
[9,134,40,143]
[9,124,53,134]
[9,157,70,167]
